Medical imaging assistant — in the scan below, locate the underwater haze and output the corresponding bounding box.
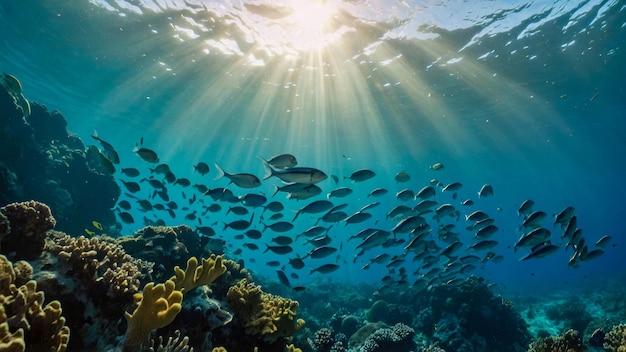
[2,0,626,319]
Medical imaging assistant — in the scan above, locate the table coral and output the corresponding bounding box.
[0,254,70,352]
[0,201,56,260]
[226,279,305,344]
[123,279,183,351]
[604,324,626,352]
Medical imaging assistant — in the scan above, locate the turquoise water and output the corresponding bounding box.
[2,0,625,317]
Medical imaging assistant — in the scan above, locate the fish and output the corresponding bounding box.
[394,171,411,183]
[581,249,604,261]
[477,184,494,197]
[310,263,340,274]
[117,200,131,210]
[356,231,389,251]
[289,257,305,269]
[327,187,353,199]
[474,224,499,239]
[273,183,321,197]
[467,240,499,251]
[306,234,333,247]
[415,186,436,200]
[264,245,293,255]
[346,169,376,182]
[226,206,249,216]
[331,175,339,184]
[276,270,291,287]
[174,178,191,187]
[304,246,338,259]
[368,188,388,197]
[214,163,261,189]
[260,158,327,184]
[442,182,463,192]
[514,227,551,252]
[263,201,284,213]
[263,221,294,233]
[243,243,259,250]
[461,199,474,206]
[517,199,535,217]
[136,199,153,211]
[149,163,171,175]
[118,211,135,224]
[554,206,575,228]
[120,180,141,193]
[392,215,426,234]
[84,228,96,236]
[344,211,372,225]
[561,215,577,239]
[239,193,267,207]
[91,221,103,230]
[520,243,558,260]
[429,163,444,171]
[196,226,216,237]
[298,225,333,239]
[441,241,463,257]
[387,205,414,220]
[271,235,294,245]
[120,168,140,177]
[223,214,254,231]
[413,200,438,214]
[133,145,159,163]
[91,130,120,164]
[193,162,210,175]
[244,229,262,239]
[292,200,334,221]
[88,146,116,174]
[359,202,380,213]
[595,235,611,248]
[396,189,415,201]
[292,286,306,292]
[260,154,298,169]
[433,203,457,221]
[521,211,547,229]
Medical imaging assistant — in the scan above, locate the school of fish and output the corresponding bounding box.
[89,133,613,292]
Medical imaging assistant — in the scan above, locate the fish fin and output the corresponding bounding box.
[259,157,275,180]
[214,163,226,180]
[91,129,99,140]
[272,186,280,198]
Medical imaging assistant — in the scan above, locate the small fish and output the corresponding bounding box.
[346,169,376,182]
[243,243,259,250]
[239,193,267,208]
[264,244,293,255]
[327,187,353,199]
[477,184,494,197]
[133,145,159,163]
[394,171,411,183]
[289,257,305,269]
[474,224,499,239]
[467,240,499,251]
[344,211,372,225]
[193,162,210,175]
[442,182,463,192]
[293,200,334,221]
[368,188,388,197]
[260,158,327,184]
[226,206,249,216]
[415,186,436,200]
[263,201,285,213]
[292,286,306,292]
[396,189,415,201]
[118,211,135,224]
[310,263,340,274]
[174,178,191,187]
[429,162,444,171]
[91,130,120,164]
[521,211,547,229]
[120,168,141,177]
[465,210,490,222]
[461,199,474,206]
[304,246,338,259]
[150,163,171,175]
[196,226,216,237]
[520,243,558,260]
[271,235,294,245]
[117,200,131,210]
[215,163,261,189]
[91,221,103,231]
[514,227,551,252]
[554,206,575,228]
[266,261,281,267]
[331,175,339,184]
[518,199,535,217]
[264,221,294,233]
[595,235,611,248]
[261,154,298,169]
[276,269,291,287]
[84,228,96,236]
[244,229,262,239]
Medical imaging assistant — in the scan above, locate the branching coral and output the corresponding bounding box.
[123,279,183,351]
[0,201,56,260]
[0,254,70,352]
[226,279,305,343]
[604,324,626,352]
[170,255,226,294]
[150,330,194,352]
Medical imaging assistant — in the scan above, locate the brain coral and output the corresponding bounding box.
[226,279,305,344]
[0,201,56,260]
[0,254,70,352]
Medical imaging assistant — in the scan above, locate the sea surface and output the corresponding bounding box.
[1,0,625,310]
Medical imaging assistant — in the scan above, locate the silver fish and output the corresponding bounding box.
[215,163,261,189]
[260,158,327,184]
[477,184,494,197]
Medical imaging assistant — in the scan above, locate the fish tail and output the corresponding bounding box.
[214,163,226,180]
[259,157,275,180]
[272,186,280,198]
[292,211,300,222]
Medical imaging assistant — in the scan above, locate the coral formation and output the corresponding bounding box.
[170,255,227,293]
[365,299,413,325]
[545,297,593,333]
[123,279,183,351]
[527,329,586,352]
[359,322,416,352]
[0,254,70,352]
[0,201,56,260]
[604,324,626,352]
[150,329,194,352]
[226,279,305,344]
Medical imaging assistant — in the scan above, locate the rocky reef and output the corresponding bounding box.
[0,75,119,235]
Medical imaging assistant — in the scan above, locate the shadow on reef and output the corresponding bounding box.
[0,76,119,236]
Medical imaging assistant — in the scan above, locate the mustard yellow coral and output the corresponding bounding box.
[604,324,626,352]
[0,254,69,352]
[226,279,305,343]
[170,255,226,294]
[123,280,183,351]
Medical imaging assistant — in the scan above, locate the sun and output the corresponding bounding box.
[287,0,336,50]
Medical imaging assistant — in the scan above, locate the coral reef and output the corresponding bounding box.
[123,279,183,351]
[365,299,413,325]
[149,329,194,352]
[527,329,586,352]
[0,201,56,260]
[604,324,626,352]
[0,80,119,235]
[170,255,227,293]
[226,279,305,344]
[545,297,593,333]
[0,254,70,352]
[359,322,416,352]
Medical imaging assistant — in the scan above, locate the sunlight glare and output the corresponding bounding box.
[287,0,335,50]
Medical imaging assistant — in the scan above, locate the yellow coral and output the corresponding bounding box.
[170,255,226,294]
[226,279,305,343]
[285,344,302,352]
[123,280,183,350]
[604,324,626,352]
[0,255,69,352]
[211,348,227,352]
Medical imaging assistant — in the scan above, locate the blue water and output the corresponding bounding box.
[2,0,625,297]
